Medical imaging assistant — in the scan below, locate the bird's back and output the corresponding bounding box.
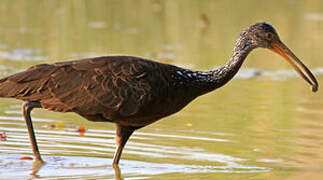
[0,56,199,127]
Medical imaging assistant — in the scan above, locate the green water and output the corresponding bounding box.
[0,1,323,179]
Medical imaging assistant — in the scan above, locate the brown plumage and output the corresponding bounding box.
[0,22,318,165]
[0,56,204,126]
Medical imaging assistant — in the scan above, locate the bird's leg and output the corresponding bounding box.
[22,101,43,163]
[112,124,134,165]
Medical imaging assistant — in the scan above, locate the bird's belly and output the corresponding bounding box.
[116,96,196,127]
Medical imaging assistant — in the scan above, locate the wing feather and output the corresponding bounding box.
[0,56,163,120]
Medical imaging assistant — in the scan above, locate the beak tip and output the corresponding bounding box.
[312,84,318,93]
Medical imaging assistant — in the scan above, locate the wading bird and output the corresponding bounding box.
[0,22,318,165]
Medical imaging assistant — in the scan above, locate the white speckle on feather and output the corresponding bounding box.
[176,71,183,76]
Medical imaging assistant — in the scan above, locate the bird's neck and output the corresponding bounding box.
[170,35,255,96]
[200,36,255,93]
[215,41,255,84]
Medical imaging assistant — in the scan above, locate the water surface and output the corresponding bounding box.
[0,1,323,179]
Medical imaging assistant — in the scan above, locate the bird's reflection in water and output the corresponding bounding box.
[30,160,44,179]
[113,165,123,180]
[29,160,124,180]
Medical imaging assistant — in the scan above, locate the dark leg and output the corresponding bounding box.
[22,101,43,162]
[112,124,134,165]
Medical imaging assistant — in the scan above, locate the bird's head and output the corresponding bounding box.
[243,22,318,92]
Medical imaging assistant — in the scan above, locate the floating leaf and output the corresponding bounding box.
[19,156,33,160]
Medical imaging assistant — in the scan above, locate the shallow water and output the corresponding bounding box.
[0,1,323,179]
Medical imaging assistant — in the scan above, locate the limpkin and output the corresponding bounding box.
[0,22,318,165]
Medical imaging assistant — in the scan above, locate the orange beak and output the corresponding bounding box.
[270,41,318,92]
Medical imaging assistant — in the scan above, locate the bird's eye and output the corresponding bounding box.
[265,33,273,40]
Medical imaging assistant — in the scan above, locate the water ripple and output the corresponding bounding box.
[0,154,270,179]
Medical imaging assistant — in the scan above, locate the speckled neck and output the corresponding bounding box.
[214,37,255,84]
[202,32,256,93]
[170,31,256,96]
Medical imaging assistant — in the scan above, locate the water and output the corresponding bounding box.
[0,1,323,179]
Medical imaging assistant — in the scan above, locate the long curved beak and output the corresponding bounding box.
[270,40,318,92]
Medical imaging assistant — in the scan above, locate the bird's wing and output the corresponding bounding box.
[45,56,158,117]
[0,56,165,118]
[0,63,56,100]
